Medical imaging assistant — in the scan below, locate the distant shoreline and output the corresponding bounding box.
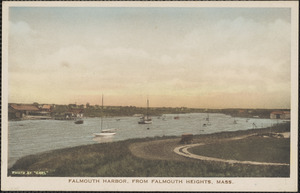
[8,103,290,121]
[8,112,291,121]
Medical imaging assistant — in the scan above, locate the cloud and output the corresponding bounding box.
[9,21,37,71]
[7,9,291,107]
[168,17,291,90]
[9,21,36,37]
[102,47,149,59]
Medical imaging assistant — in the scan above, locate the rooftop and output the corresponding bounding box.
[10,104,40,111]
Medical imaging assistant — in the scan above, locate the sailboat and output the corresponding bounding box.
[138,98,152,124]
[233,117,237,124]
[206,113,209,121]
[93,95,116,137]
[203,113,211,126]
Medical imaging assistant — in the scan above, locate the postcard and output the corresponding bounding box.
[1,1,298,191]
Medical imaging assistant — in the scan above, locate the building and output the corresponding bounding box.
[70,109,84,118]
[270,111,290,119]
[63,109,84,119]
[8,104,53,120]
[238,110,245,113]
[41,104,52,112]
[8,104,40,119]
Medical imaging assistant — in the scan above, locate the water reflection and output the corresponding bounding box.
[93,136,114,143]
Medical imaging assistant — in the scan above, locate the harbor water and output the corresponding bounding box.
[7,113,283,168]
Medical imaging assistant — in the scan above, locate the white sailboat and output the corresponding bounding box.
[93,95,116,137]
[138,98,152,124]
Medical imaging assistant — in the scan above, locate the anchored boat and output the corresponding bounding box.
[74,119,84,124]
[138,98,152,124]
[93,95,116,137]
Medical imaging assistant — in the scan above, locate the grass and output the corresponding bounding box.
[189,136,290,164]
[8,123,290,177]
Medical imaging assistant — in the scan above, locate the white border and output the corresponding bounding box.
[1,1,298,7]
[1,1,298,191]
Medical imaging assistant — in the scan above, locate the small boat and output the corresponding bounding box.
[93,95,116,137]
[101,128,117,133]
[206,113,209,121]
[203,113,211,126]
[233,116,237,124]
[94,132,116,137]
[174,116,180,120]
[74,119,84,124]
[203,122,211,127]
[138,98,152,124]
[138,117,152,124]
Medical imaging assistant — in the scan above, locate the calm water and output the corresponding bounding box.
[8,113,283,168]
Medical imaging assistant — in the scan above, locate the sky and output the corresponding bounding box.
[8,6,292,108]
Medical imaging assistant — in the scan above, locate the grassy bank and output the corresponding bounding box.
[8,123,290,177]
[189,136,290,164]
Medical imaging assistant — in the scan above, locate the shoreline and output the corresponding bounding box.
[8,111,292,121]
[8,123,290,177]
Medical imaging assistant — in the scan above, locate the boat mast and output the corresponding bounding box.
[101,94,103,131]
[147,98,149,119]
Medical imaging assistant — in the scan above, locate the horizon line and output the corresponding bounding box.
[7,102,291,110]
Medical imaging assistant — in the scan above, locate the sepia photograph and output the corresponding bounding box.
[1,1,298,191]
